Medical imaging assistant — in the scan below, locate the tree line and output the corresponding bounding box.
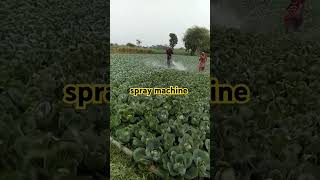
[112,26,210,56]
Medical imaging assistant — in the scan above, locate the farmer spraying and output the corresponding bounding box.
[284,0,306,33]
[166,47,173,67]
[198,52,207,72]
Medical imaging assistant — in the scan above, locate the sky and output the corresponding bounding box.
[110,0,210,48]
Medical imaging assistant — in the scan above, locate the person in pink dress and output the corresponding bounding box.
[283,0,306,33]
[198,52,207,72]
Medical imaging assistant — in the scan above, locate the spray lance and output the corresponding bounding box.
[172,57,187,71]
[171,56,176,67]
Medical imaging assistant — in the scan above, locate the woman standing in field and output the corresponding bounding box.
[284,0,306,33]
[198,52,207,72]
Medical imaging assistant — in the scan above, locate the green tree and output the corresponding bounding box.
[136,39,142,47]
[183,26,209,55]
[169,33,178,49]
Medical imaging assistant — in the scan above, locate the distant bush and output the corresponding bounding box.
[126,43,136,47]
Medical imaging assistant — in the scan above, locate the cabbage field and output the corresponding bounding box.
[110,54,210,179]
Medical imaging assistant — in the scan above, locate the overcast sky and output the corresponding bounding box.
[111,0,210,48]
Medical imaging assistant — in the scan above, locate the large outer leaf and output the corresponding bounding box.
[132,148,152,165]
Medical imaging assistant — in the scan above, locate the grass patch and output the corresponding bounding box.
[110,144,158,180]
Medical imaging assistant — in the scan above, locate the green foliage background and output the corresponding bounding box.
[0,0,109,179]
[212,2,320,179]
[211,26,320,180]
[183,26,210,55]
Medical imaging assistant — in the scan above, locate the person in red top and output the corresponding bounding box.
[283,0,306,33]
[198,52,207,72]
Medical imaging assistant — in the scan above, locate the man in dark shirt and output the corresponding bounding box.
[166,47,173,67]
